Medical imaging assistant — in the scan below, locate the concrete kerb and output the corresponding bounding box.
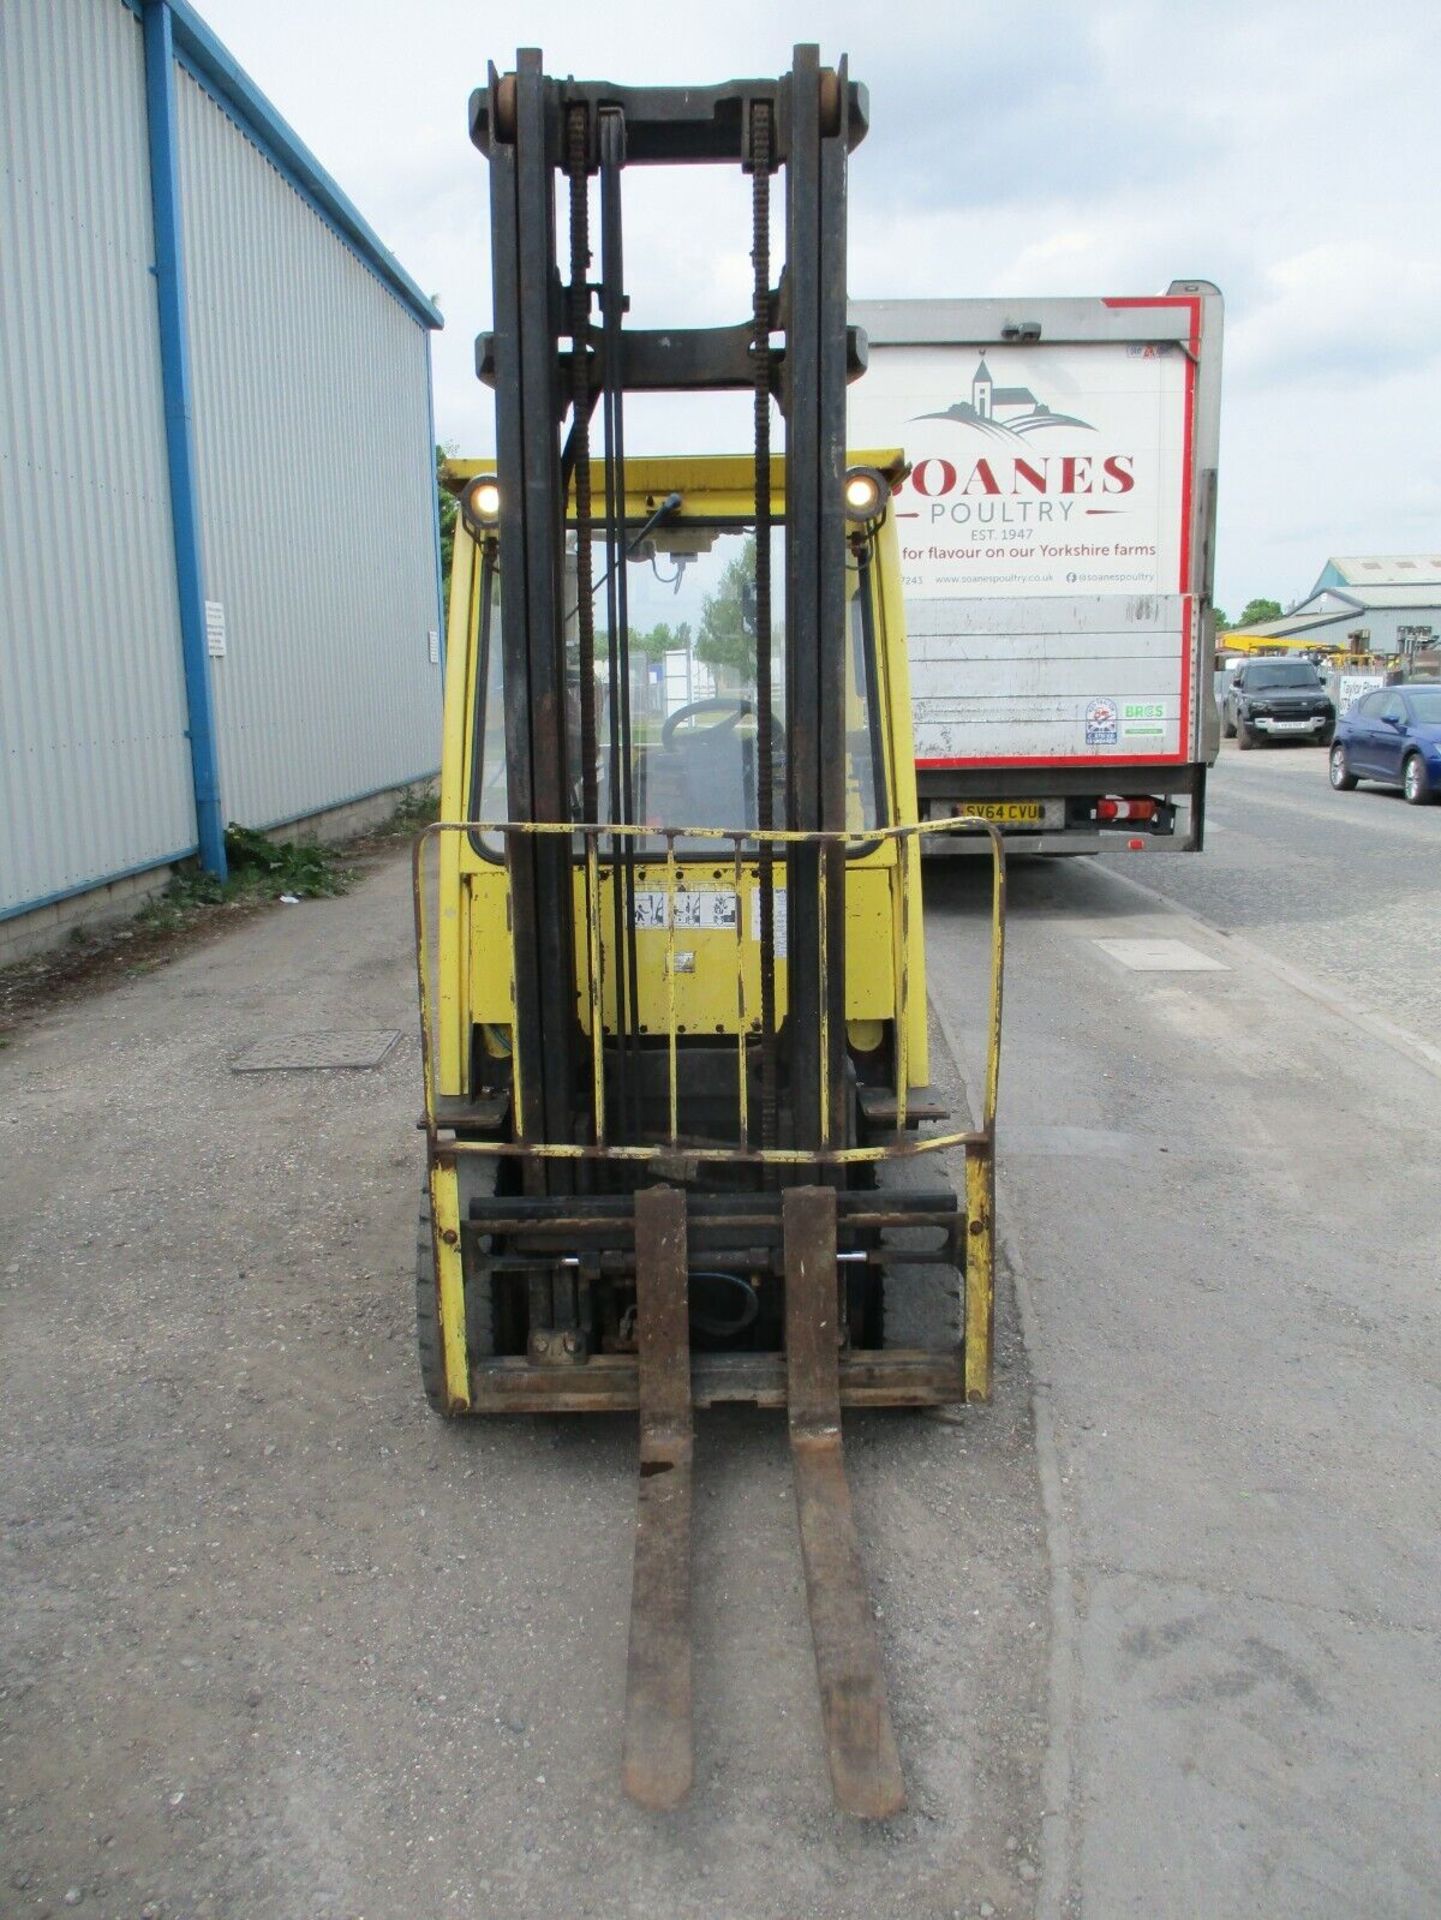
[266,777,438,850]
[0,778,438,966]
[927,986,1078,1920]
[0,866,175,966]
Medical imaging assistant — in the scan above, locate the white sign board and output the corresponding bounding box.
[849,327,1199,765]
[849,340,1189,600]
[204,599,226,657]
[1335,673,1384,714]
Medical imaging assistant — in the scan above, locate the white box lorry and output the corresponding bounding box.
[848,283,1223,852]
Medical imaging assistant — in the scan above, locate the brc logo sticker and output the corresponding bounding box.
[1084,698,1119,746]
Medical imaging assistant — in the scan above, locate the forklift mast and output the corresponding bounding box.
[472,45,864,1179]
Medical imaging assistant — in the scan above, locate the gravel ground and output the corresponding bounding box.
[1,847,1049,1920]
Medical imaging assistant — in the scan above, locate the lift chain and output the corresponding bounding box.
[750,101,778,1154]
[566,103,598,831]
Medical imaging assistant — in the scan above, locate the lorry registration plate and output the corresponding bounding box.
[950,801,1046,825]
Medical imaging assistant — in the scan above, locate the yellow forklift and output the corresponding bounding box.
[414,46,1005,1819]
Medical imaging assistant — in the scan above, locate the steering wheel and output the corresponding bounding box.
[661,696,755,748]
[663,695,790,744]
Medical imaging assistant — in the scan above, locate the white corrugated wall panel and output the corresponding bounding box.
[175,70,441,831]
[0,0,196,917]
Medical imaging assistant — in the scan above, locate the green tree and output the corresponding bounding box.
[436,444,458,601]
[1236,597,1282,628]
[695,538,758,679]
[630,621,693,656]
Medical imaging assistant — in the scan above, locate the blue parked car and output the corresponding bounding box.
[1329,684,1441,805]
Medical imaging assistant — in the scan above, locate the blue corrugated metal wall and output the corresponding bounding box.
[176,67,441,830]
[1,0,197,917]
[0,0,443,923]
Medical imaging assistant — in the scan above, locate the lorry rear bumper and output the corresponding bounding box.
[917,761,1208,854]
[917,760,1209,801]
[922,824,1209,857]
[924,830,1102,858]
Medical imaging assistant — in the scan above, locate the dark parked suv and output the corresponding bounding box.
[1222,659,1335,749]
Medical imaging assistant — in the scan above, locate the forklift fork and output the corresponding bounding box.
[783,1185,906,1818]
[622,1186,694,1809]
[622,1184,905,1819]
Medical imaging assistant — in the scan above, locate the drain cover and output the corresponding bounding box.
[231,1029,402,1072]
[1093,938,1229,973]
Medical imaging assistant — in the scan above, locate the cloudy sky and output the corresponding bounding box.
[198,0,1440,617]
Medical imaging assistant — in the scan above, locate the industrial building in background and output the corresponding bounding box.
[1231,556,1441,657]
[1,0,444,959]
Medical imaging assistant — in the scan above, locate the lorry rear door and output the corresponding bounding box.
[847,288,1223,848]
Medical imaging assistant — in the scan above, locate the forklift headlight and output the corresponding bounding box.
[460,474,501,536]
[843,466,887,522]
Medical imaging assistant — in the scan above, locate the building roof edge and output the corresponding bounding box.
[127,0,442,330]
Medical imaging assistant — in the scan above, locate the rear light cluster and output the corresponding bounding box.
[1093,797,1158,822]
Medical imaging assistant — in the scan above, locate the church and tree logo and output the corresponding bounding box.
[914,356,1094,443]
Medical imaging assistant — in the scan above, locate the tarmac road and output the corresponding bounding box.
[4,789,1440,1919]
[927,789,1441,1917]
[1100,736,1441,1035]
